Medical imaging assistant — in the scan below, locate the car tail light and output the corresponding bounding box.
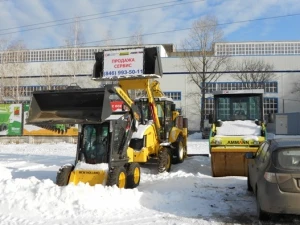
[264,172,277,183]
[264,172,292,183]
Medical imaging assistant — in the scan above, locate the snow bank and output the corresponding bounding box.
[0,166,12,180]
[216,120,261,136]
[74,162,108,171]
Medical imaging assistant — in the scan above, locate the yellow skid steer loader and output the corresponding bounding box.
[27,85,141,188]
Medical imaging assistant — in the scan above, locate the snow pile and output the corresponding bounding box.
[74,162,109,171]
[0,166,12,180]
[0,139,299,224]
[216,120,261,136]
[132,122,153,139]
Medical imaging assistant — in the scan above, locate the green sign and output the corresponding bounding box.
[0,104,22,136]
[23,104,78,136]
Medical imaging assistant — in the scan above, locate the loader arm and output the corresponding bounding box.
[118,78,161,132]
[150,80,165,98]
[106,85,140,127]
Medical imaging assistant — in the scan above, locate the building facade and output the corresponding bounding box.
[1,42,300,130]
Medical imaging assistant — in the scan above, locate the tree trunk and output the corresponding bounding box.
[200,79,205,131]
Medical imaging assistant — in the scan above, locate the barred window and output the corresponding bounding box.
[1,85,69,100]
[264,82,278,93]
[215,42,300,56]
[205,83,217,93]
[164,91,181,101]
[204,98,214,117]
[211,82,277,93]
[264,98,278,114]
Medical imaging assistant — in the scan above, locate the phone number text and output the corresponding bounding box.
[104,69,143,76]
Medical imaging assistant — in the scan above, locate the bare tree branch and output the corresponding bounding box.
[291,82,300,96]
[64,17,86,85]
[232,58,276,89]
[127,26,144,46]
[38,63,61,90]
[103,29,115,46]
[180,15,230,131]
[0,38,27,103]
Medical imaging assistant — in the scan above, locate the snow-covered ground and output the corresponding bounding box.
[0,133,299,225]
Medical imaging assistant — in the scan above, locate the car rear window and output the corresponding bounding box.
[276,148,300,170]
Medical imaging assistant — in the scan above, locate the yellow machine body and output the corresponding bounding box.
[209,89,267,177]
[69,169,108,186]
[116,78,188,165]
[210,135,266,177]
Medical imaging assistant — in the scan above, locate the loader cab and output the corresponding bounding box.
[213,92,264,123]
[79,112,133,166]
[135,100,151,123]
[80,123,110,164]
[155,98,173,140]
[135,97,174,140]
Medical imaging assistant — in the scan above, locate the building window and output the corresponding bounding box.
[209,82,278,93]
[215,42,300,56]
[264,82,278,93]
[205,83,217,93]
[164,91,181,101]
[264,98,278,114]
[204,98,214,117]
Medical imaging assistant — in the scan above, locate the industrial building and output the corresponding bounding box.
[1,41,300,131]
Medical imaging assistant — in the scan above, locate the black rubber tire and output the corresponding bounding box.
[257,189,270,221]
[56,164,74,186]
[247,172,253,192]
[126,163,141,189]
[106,167,127,188]
[172,136,185,164]
[158,148,172,173]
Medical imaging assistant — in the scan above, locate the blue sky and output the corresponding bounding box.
[0,0,300,50]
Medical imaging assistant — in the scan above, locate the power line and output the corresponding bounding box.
[0,0,188,31]
[74,13,300,47]
[0,0,205,35]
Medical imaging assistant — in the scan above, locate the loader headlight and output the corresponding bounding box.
[253,140,259,145]
[213,139,222,145]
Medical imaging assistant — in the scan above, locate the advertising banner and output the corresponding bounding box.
[103,48,144,78]
[23,104,78,136]
[110,101,124,111]
[0,104,22,136]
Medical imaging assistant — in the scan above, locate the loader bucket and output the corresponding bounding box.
[27,88,113,124]
[68,169,108,186]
